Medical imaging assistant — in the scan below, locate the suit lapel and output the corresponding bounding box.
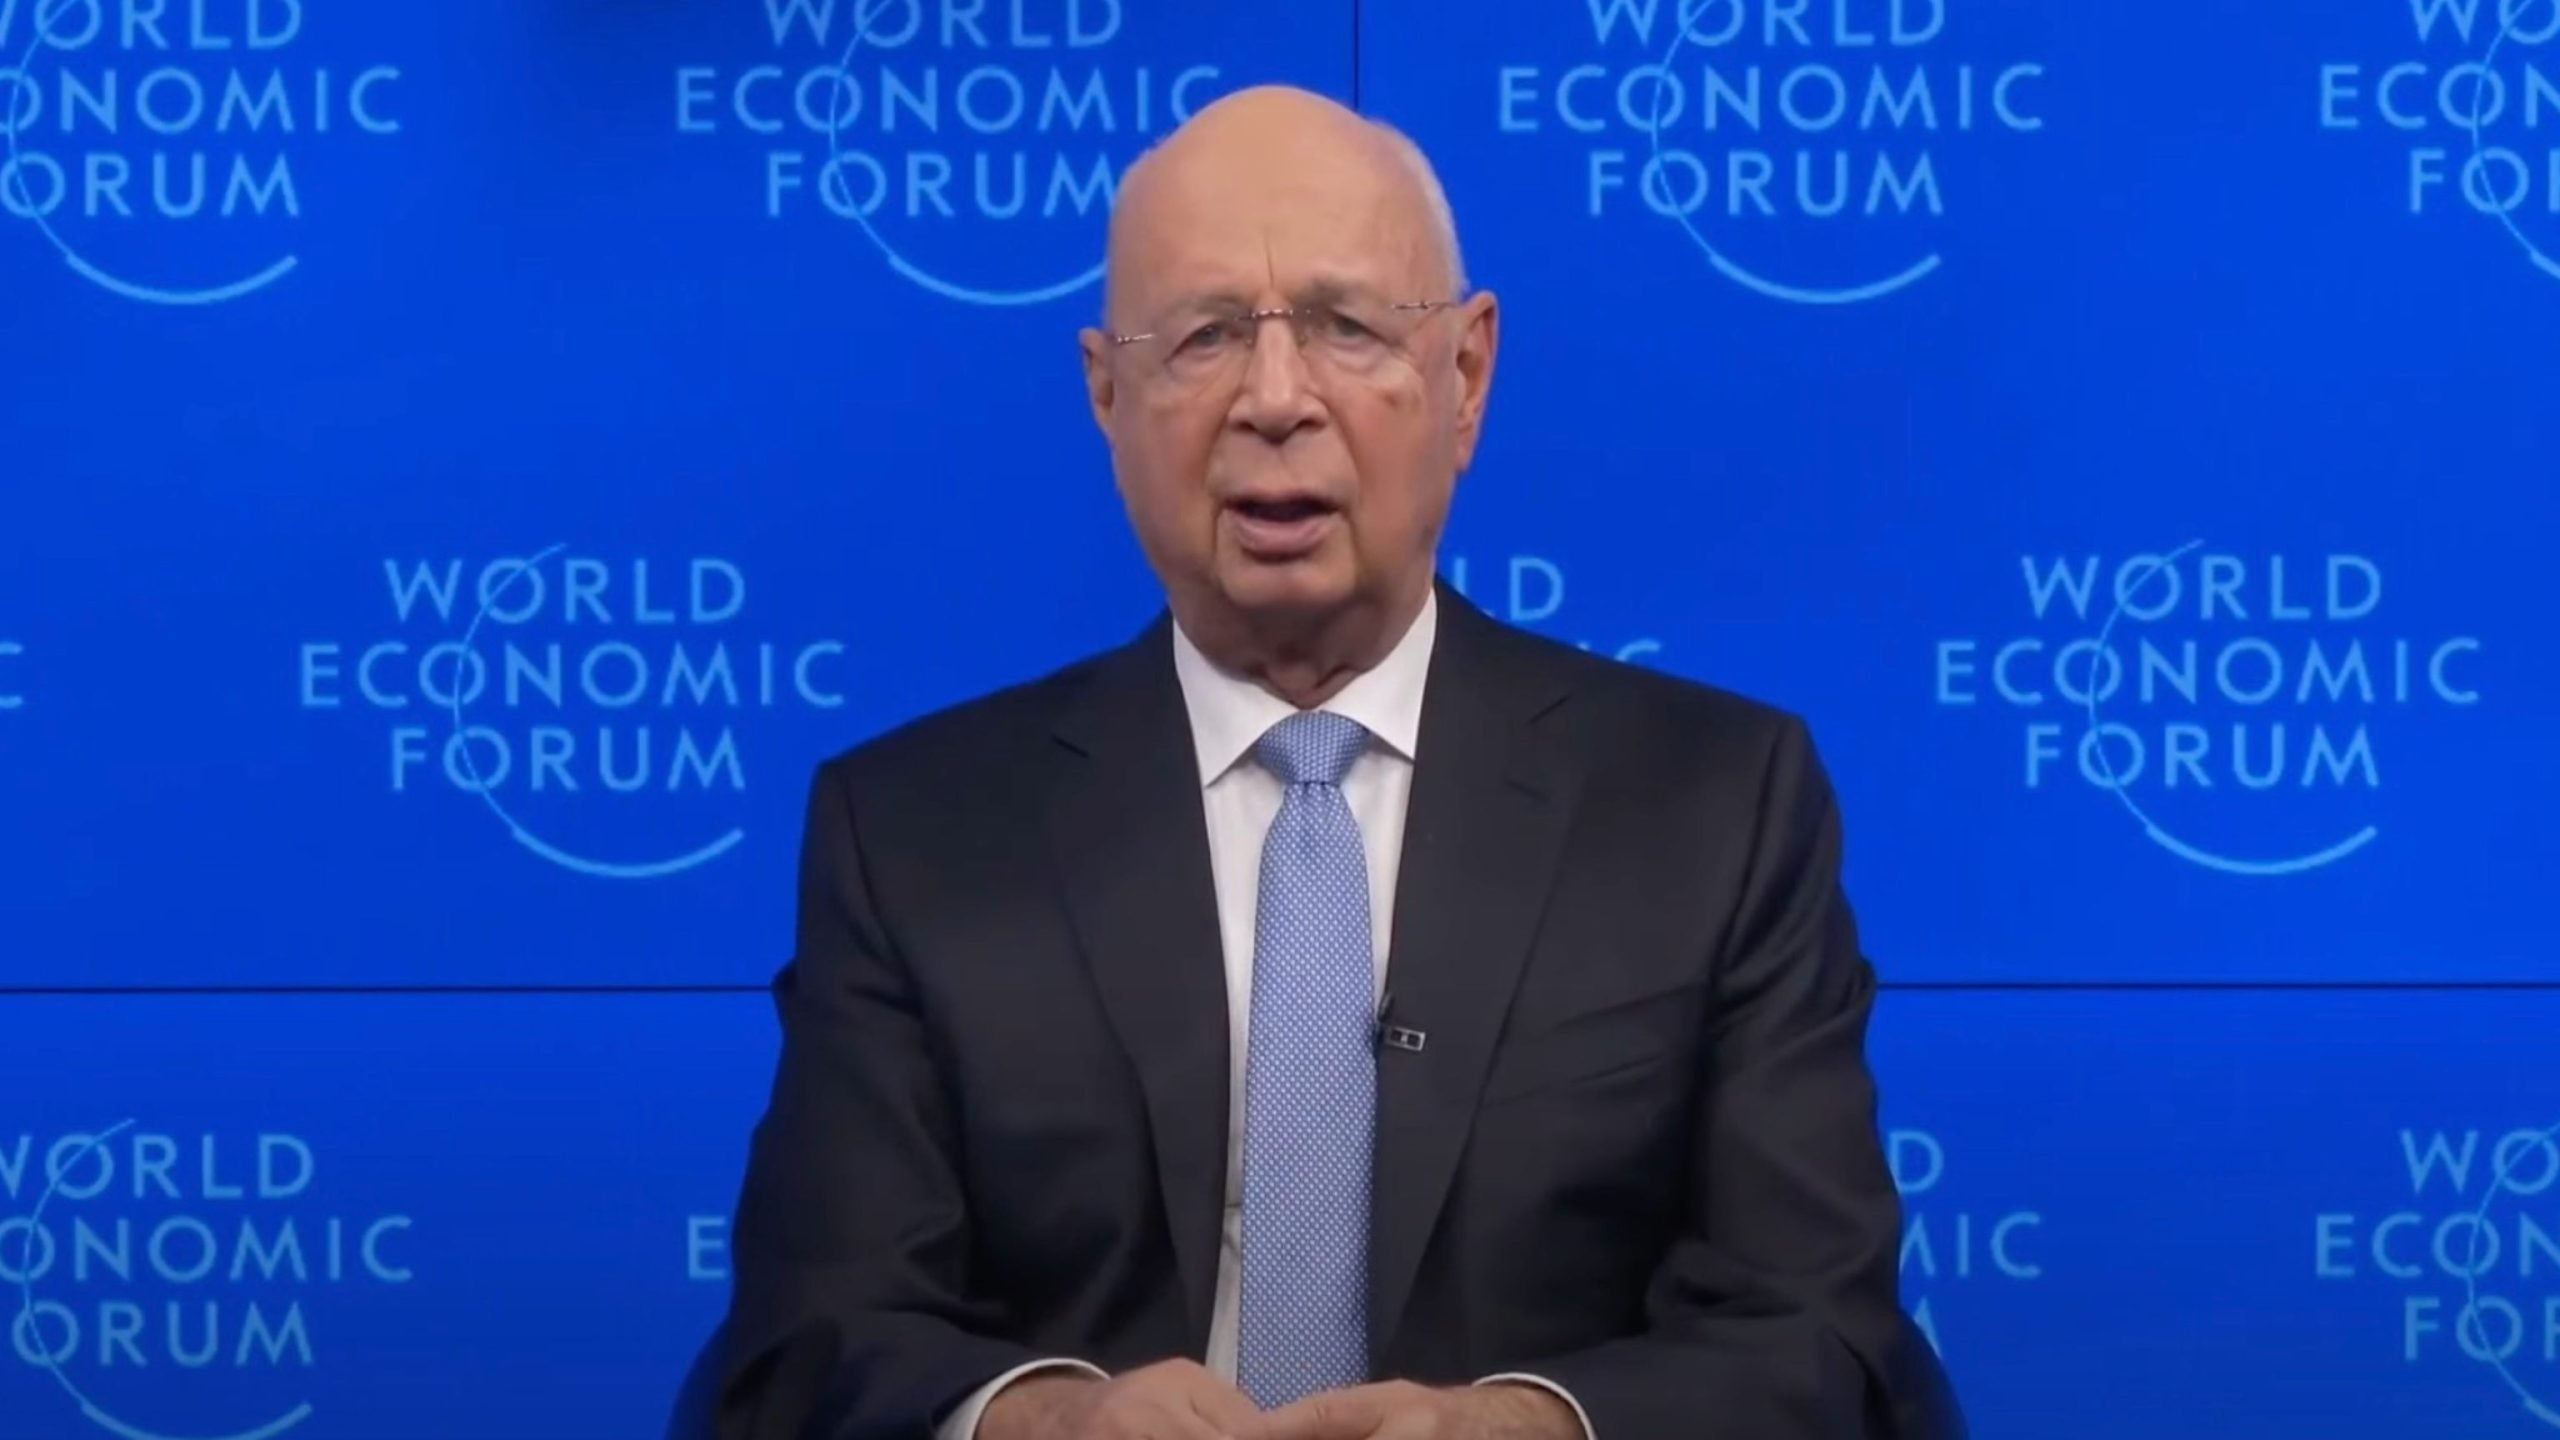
[1367,587,1580,1360]
[1045,618,1229,1357]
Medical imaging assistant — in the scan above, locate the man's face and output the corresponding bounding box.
[1082,117,1497,643]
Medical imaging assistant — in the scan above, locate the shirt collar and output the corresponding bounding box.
[1169,587,1437,786]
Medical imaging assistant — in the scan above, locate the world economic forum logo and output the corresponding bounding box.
[1891,1128,2041,1361]
[1934,541,2484,877]
[2,1120,414,1440]
[673,0,1226,306]
[1494,0,2046,304]
[2317,0,2560,284]
[2316,1126,2560,1430]
[0,0,402,306]
[298,547,848,881]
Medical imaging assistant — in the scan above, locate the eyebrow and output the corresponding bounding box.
[1156,277,1400,320]
[1292,276,1393,307]
[1158,288,1255,320]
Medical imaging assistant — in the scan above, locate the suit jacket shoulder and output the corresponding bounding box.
[809,629,1131,817]
[1463,606,1822,815]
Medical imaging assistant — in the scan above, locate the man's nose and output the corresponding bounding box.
[1231,316,1321,436]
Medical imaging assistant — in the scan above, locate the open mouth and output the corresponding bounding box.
[1229,497,1336,523]
[1225,495,1340,556]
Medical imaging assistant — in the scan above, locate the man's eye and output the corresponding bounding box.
[1324,311,1376,341]
[1177,321,1235,352]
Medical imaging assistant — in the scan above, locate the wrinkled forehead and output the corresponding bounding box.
[1107,154,1443,327]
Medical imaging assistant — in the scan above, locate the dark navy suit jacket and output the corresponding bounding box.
[712,583,1965,1440]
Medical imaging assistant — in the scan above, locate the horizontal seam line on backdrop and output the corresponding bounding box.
[0,982,2557,997]
[1351,0,1363,109]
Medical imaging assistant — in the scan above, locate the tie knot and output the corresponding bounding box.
[1253,710,1369,788]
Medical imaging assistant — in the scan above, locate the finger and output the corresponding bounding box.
[1131,1396,1249,1440]
[1242,1385,1389,1440]
[1370,1408,1442,1440]
[1350,1385,1440,1440]
[1180,1376,1265,1433]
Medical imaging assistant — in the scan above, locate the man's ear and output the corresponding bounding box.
[1450,291,1500,471]
[1079,328,1116,436]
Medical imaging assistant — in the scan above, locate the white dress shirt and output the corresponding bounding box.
[938,590,1595,1439]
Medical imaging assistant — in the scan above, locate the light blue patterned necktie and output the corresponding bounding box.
[1235,709,1377,1410]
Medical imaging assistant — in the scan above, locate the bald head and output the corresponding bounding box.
[1102,86,1466,329]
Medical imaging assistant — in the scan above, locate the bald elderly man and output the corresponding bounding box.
[715,87,1963,1440]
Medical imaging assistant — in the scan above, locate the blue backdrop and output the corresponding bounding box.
[3,0,2552,1434]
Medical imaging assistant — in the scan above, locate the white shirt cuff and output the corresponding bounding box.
[935,1357,1110,1440]
[1476,1372,1598,1440]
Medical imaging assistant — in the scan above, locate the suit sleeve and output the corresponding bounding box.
[715,760,1059,1440]
[1525,717,1968,1440]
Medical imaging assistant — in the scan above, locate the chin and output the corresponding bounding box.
[1215,560,1358,620]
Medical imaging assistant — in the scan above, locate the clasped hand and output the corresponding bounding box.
[987,1359,1581,1440]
